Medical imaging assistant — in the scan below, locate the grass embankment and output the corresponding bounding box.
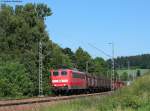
[40,73,150,111]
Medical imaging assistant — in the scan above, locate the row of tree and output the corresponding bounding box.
[0,4,108,97]
[62,47,108,75]
[107,54,150,69]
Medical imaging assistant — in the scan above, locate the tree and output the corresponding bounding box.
[89,57,108,76]
[62,47,76,66]
[0,60,33,97]
[0,3,54,96]
[50,45,72,69]
[75,47,91,71]
[109,54,150,69]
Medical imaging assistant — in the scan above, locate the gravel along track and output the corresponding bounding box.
[0,91,112,111]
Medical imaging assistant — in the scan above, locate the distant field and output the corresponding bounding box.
[117,69,150,76]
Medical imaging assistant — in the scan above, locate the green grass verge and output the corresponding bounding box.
[39,72,150,111]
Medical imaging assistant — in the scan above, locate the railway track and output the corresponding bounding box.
[0,91,112,108]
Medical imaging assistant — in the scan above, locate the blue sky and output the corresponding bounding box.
[7,0,150,59]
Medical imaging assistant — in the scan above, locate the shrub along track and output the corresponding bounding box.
[0,91,112,111]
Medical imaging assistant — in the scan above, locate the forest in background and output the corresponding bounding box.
[107,54,150,69]
[0,3,150,98]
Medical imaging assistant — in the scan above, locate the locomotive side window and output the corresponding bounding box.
[53,71,59,76]
[61,71,67,76]
[72,72,80,78]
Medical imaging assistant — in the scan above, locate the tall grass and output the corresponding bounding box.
[40,73,150,111]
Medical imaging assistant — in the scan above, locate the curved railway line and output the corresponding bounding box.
[0,91,112,111]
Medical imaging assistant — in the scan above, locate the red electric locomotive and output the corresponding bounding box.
[50,69,87,95]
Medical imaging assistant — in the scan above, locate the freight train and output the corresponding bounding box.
[49,69,124,95]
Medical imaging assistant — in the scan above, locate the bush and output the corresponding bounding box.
[0,60,33,98]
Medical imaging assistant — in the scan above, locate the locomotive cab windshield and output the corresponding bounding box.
[53,71,59,76]
[61,71,67,76]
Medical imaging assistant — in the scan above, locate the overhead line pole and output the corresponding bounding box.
[39,41,43,97]
[86,61,88,73]
[128,61,130,81]
[108,43,115,91]
[88,43,115,91]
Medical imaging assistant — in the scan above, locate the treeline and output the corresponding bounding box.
[0,4,108,98]
[107,54,150,69]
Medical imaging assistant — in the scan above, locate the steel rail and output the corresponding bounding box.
[0,91,112,107]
